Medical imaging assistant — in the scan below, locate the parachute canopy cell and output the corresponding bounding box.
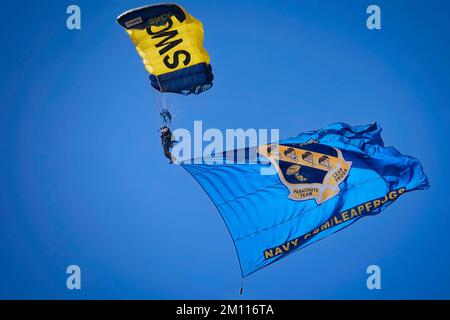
[117,3,213,95]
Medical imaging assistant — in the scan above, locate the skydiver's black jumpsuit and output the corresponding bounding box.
[161,128,174,163]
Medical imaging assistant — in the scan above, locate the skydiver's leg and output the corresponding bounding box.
[163,144,176,164]
[163,145,171,159]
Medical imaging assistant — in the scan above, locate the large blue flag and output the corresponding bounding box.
[181,123,429,277]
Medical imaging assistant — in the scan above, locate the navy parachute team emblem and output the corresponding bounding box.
[258,141,352,203]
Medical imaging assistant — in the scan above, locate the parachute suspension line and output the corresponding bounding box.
[155,74,167,109]
[154,74,173,127]
[152,85,166,127]
[240,278,244,295]
[168,97,181,122]
[152,87,163,111]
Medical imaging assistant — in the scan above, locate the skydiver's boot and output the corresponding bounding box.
[169,154,177,164]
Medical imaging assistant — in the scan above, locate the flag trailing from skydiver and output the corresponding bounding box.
[181,123,429,277]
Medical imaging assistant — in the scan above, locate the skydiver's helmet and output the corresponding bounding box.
[161,126,170,134]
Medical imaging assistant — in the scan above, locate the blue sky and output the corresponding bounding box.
[0,0,449,299]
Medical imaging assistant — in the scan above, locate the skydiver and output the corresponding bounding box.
[160,125,177,164]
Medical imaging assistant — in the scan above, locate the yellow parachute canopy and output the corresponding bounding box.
[117,3,213,95]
